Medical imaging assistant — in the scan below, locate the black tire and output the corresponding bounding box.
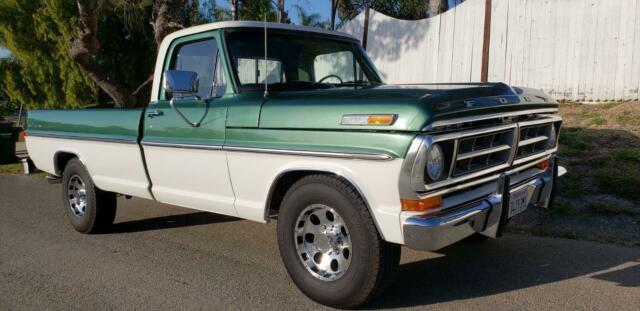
[62,158,116,234]
[277,175,400,309]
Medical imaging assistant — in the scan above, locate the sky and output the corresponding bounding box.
[0,47,9,59]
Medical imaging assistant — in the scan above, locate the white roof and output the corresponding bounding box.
[163,21,357,43]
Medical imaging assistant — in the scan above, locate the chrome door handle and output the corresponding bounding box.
[147,110,163,118]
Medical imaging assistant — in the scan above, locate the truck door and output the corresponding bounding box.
[141,32,237,216]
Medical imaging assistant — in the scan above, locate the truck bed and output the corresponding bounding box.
[25,109,152,199]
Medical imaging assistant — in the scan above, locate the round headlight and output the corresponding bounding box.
[426,144,445,181]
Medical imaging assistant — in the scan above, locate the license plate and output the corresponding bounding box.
[508,187,530,218]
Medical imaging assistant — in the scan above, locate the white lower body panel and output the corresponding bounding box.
[226,152,405,244]
[142,146,237,217]
[25,136,152,199]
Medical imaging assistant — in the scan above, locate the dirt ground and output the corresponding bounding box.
[508,101,640,247]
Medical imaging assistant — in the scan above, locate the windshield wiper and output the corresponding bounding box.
[334,80,383,87]
[268,80,335,91]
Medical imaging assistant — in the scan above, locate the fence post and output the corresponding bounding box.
[481,0,492,82]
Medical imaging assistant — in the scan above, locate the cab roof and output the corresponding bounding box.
[163,21,357,43]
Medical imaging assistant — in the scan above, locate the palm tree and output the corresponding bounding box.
[292,4,328,28]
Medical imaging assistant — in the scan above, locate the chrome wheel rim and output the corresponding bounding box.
[294,204,352,281]
[67,175,87,217]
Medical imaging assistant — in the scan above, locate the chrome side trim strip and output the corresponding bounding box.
[223,146,394,161]
[141,141,223,150]
[141,141,394,160]
[423,108,559,131]
[28,132,138,144]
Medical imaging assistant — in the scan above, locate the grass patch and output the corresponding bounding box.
[593,168,640,202]
[615,111,640,126]
[543,201,577,218]
[0,163,24,175]
[587,202,638,217]
[559,127,588,150]
[589,117,607,126]
[557,173,586,198]
[600,102,621,109]
[610,147,640,163]
[578,109,598,119]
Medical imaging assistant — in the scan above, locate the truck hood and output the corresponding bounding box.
[259,83,558,132]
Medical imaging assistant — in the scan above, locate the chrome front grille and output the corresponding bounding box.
[418,115,562,191]
[453,129,514,177]
[516,123,552,159]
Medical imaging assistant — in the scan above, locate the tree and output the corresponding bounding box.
[428,0,448,17]
[292,5,328,28]
[68,0,190,108]
[334,0,451,25]
[330,0,339,30]
[0,0,216,109]
[276,0,286,23]
[237,0,277,21]
[230,0,239,20]
[0,0,97,109]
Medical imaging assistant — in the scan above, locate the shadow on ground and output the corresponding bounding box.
[370,237,639,308]
[108,212,239,234]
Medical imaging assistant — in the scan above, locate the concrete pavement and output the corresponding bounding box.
[1,174,639,310]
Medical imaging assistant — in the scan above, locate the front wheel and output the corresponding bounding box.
[62,158,117,233]
[277,175,400,308]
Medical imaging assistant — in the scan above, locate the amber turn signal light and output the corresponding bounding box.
[401,196,442,212]
[367,115,395,125]
[341,114,397,126]
[536,159,549,171]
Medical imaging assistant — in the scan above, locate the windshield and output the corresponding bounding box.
[225,28,382,92]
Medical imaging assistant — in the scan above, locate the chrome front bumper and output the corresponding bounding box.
[402,157,564,251]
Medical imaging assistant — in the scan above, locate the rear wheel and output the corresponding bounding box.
[277,175,400,308]
[62,158,116,233]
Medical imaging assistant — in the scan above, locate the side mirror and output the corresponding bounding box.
[164,70,199,96]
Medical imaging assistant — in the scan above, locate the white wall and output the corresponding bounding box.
[340,0,640,101]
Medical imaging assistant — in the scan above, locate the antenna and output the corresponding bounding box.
[263,15,269,99]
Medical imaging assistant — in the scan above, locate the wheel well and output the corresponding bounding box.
[266,170,364,220]
[54,152,78,175]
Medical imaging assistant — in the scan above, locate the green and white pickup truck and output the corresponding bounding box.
[26,21,565,308]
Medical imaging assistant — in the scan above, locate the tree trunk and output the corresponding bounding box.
[330,0,338,30]
[277,0,286,23]
[70,0,136,108]
[428,0,448,17]
[231,0,239,21]
[70,0,186,108]
[151,0,186,47]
